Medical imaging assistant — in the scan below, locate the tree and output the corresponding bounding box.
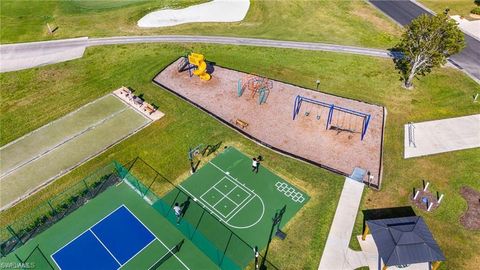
[393,10,465,89]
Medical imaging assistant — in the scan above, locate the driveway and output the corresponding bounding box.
[369,0,480,83]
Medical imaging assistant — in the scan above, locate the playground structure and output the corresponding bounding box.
[412,180,444,212]
[292,95,371,140]
[178,52,211,81]
[154,59,385,188]
[237,74,273,105]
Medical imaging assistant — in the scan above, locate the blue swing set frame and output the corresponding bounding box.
[292,95,371,140]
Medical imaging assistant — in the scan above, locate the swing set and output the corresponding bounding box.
[237,74,273,105]
[292,95,371,140]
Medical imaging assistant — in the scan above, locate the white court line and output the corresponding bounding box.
[208,162,255,194]
[200,176,250,219]
[89,229,122,267]
[213,186,239,206]
[180,162,266,229]
[212,177,254,220]
[178,184,227,222]
[208,161,266,229]
[51,205,162,270]
[199,184,229,218]
[226,194,256,223]
[119,237,157,268]
[122,206,190,270]
[1,107,128,179]
[0,95,112,150]
[51,204,126,259]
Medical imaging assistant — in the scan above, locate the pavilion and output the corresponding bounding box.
[362,216,445,270]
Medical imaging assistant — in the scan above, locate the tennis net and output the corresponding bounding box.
[148,239,184,270]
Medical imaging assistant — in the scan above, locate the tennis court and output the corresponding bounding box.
[0,94,153,210]
[1,178,217,270]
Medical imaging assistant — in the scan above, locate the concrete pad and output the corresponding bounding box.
[404,114,480,159]
[357,235,430,270]
[451,15,480,41]
[345,248,368,269]
[0,37,87,73]
[318,178,364,270]
[138,0,250,27]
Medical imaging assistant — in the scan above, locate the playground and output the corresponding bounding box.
[153,57,386,188]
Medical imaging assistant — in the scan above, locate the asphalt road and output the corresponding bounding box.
[369,0,480,82]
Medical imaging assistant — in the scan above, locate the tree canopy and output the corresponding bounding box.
[393,11,465,89]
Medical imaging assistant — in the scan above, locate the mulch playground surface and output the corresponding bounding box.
[153,59,385,188]
[460,186,480,230]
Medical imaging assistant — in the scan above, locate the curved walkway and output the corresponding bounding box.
[1,35,391,73]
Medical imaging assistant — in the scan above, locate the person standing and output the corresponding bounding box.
[252,157,259,174]
[173,202,182,225]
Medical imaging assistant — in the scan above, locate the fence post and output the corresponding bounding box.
[220,233,234,267]
[142,175,157,197]
[126,157,139,173]
[192,210,206,239]
[7,225,23,244]
[82,179,89,190]
[47,201,56,214]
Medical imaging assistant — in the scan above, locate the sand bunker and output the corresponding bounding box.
[138,0,250,28]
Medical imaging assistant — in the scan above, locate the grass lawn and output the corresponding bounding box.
[419,0,480,19]
[1,44,479,269]
[0,0,402,48]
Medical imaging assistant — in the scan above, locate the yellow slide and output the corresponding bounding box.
[188,53,211,81]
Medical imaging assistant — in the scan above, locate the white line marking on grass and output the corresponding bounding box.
[0,95,112,150]
[1,113,153,211]
[1,107,128,179]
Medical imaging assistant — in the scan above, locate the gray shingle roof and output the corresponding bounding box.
[367,216,445,266]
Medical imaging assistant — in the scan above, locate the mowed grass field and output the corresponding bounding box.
[0,0,402,48]
[1,43,479,269]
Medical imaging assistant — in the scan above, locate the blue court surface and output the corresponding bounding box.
[51,205,156,270]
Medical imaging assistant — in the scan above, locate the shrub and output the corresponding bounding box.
[472,6,480,15]
[475,0,480,6]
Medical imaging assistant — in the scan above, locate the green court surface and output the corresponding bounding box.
[157,147,310,268]
[0,94,151,209]
[0,181,218,270]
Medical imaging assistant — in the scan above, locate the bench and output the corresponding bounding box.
[143,103,156,115]
[235,119,249,129]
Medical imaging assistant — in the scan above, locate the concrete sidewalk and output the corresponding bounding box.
[1,35,391,73]
[318,178,365,270]
[0,37,88,73]
[404,114,480,158]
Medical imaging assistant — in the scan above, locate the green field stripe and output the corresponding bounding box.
[0,107,129,178]
[0,95,126,174]
[0,108,149,208]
